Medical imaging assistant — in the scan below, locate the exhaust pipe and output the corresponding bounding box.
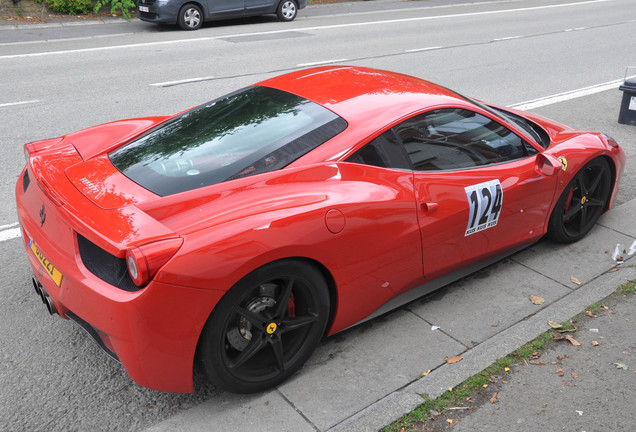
[32,277,58,316]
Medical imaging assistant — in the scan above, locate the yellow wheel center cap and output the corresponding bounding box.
[266,322,278,334]
[581,196,587,205]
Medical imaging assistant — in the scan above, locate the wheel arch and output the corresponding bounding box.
[192,255,339,362]
[180,1,208,19]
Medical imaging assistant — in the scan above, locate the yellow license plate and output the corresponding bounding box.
[29,239,63,287]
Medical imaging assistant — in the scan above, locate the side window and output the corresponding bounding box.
[395,108,530,171]
[346,130,411,170]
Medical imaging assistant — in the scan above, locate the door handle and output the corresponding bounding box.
[420,202,438,217]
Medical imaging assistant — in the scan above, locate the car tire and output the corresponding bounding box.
[547,157,611,243]
[178,4,203,30]
[198,259,330,393]
[276,0,297,22]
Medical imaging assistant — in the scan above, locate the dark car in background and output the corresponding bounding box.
[138,0,305,30]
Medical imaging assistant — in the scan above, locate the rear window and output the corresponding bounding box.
[109,86,347,196]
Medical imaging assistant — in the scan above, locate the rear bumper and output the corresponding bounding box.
[16,167,224,393]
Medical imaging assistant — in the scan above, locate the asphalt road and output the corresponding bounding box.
[1,0,635,430]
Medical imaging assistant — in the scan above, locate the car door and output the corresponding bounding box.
[394,107,559,278]
[207,0,244,16]
[245,0,275,14]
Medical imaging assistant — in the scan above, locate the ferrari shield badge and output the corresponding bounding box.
[465,179,503,236]
[558,156,568,172]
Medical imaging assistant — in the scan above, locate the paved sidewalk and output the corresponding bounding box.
[141,200,636,432]
[452,289,636,431]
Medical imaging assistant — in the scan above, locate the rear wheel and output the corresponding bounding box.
[199,260,330,393]
[276,0,297,22]
[547,157,611,243]
[178,4,203,30]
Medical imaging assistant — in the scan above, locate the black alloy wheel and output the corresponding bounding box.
[199,260,330,393]
[178,4,203,30]
[547,157,612,243]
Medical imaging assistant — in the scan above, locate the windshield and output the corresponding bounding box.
[109,86,347,196]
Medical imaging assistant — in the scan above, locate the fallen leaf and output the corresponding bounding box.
[490,324,499,327]
[557,355,568,361]
[490,392,499,404]
[421,370,431,377]
[548,320,563,329]
[448,387,453,392]
[571,372,579,379]
[565,335,582,346]
[614,362,628,370]
[570,276,582,285]
[592,341,599,346]
[530,295,545,305]
[445,355,463,364]
[556,368,564,376]
[482,384,488,388]
[621,281,630,286]
[585,310,594,318]
[504,367,510,372]
[530,361,547,366]
[447,419,453,424]
[608,268,620,273]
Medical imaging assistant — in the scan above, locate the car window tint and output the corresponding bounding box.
[395,108,529,171]
[346,130,411,170]
[109,86,347,196]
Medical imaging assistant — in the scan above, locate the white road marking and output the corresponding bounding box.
[150,76,216,87]
[508,77,635,110]
[297,59,349,67]
[492,36,522,41]
[0,100,39,108]
[0,0,611,60]
[405,46,443,53]
[0,227,21,242]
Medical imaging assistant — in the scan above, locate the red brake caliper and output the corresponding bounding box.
[563,186,575,221]
[286,293,296,317]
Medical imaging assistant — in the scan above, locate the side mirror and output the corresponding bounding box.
[535,153,562,177]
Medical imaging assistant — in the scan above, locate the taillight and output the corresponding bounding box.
[126,238,183,287]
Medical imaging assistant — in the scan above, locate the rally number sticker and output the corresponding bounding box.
[465,179,503,236]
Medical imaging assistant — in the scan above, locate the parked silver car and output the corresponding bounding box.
[138,0,306,30]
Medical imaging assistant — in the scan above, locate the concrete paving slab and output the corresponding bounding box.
[598,197,636,238]
[511,224,633,288]
[332,265,636,432]
[452,275,636,432]
[408,259,571,347]
[278,309,466,431]
[142,390,315,432]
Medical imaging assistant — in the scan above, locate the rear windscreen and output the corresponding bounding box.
[109,86,347,196]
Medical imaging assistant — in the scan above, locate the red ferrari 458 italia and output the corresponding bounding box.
[16,66,625,393]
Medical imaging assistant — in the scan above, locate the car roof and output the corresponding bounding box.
[256,66,465,123]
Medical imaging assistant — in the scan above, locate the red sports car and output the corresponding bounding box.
[16,66,625,393]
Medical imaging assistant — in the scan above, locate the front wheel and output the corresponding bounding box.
[178,4,203,30]
[547,157,611,243]
[277,0,298,22]
[199,260,330,393]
